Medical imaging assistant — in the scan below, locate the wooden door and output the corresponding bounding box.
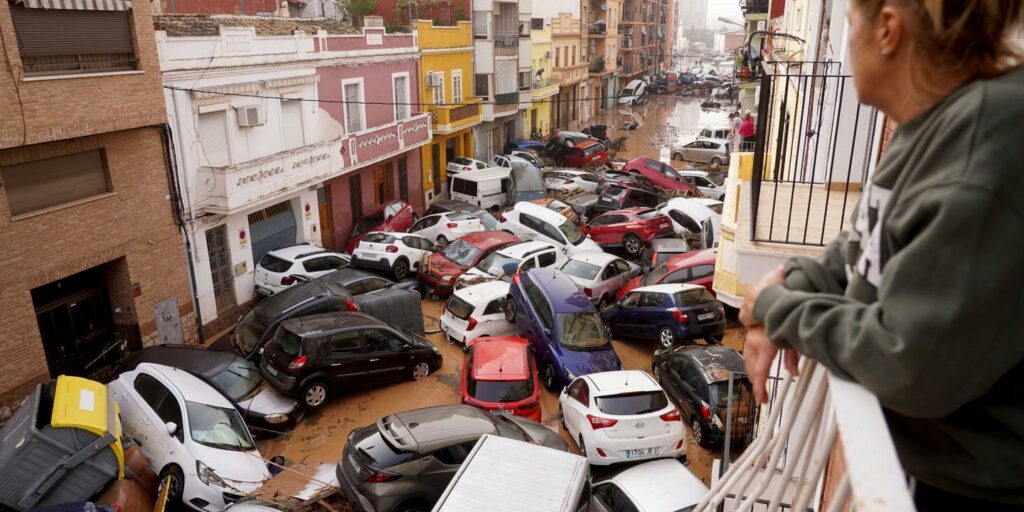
[373,165,389,206]
[317,187,335,250]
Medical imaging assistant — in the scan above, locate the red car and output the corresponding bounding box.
[562,140,610,168]
[418,231,519,297]
[580,207,675,256]
[344,200,416,253]
[461,336,542,422]
[622,157,702,196]
[616,247,718,300]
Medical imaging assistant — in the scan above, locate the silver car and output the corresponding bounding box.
[336,405,568,512]
[560,251,641,308]
[671,138,730,169]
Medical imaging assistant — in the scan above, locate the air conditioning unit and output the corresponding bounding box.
[235,105,265,127]
[427,72,444,87]
[544,50,552,59]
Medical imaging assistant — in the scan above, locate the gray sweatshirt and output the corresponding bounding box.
[752,67,1024,504]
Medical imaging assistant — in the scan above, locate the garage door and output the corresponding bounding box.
[248,201,297,265]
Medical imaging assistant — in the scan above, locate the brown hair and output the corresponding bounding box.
[855,0,1024,79]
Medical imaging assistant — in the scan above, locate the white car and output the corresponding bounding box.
[693,196,724,214]
[109,363,271,511]
[559,370,686,466]
[350,231,435,280]
[619,79,648,105]
[439,280,519,346]
[409,211,485,245]
[508,150,544,169]
[254,244,350,296]
[591,458,709,512]
[446,156,490,176]
[559,251,640,308]
[681,170,726,200]
[492,154,536,171]
[658,197,722,248]
[544,169,601,194]
[671,138,730,169]
[497,202,602,256]
[457,240,567,288]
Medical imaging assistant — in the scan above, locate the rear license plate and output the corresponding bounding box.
[265,365,279,377]
[256,286,272,297]
[626,447,660,458]
[659,223,670,228]
[360,252,381,260]
[698,312,716,321]
[491,409,513,415]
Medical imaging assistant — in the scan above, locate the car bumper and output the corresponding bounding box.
[673,320,726,342]
[587,428,687,466]
[439,316,470,345]
[335,463,376,512]
[261,361,299,394]
[351,254,394,273]
[183,478,263,511]
[255,283,284,296]
[418,271,454,297]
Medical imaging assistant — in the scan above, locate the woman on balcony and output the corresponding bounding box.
[739,1,1023,510]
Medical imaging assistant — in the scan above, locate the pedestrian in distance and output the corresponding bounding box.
[739,0,1024,510]
[739,110,756,147]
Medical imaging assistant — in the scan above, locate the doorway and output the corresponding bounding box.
[206,224,237,314]
[317,187,335,250]
[373,164,392,206]
[247,201,297,267]
[432,143,442,195]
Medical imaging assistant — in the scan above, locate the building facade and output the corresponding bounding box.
[0,0,197,412]
[535,0,590,131]
[528,21,559,136]
[417,19,482,205]
[587,0,621,112]
[619,0,657,85]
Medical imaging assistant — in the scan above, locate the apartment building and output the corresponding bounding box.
[587,0,622,111]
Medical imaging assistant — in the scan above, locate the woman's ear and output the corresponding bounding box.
[876,6,906,57]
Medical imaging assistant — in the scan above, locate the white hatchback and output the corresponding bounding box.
[109,363,271,511]
[559,370,686,466]
[497,202,602,256]
[456,240,567,289]
[409,211,485,245]
[439,281,519,346]
[446,156,490,176]
[559,251,640,308]
[254,244,350,296]
[350,231,435,280]
[544,169,601,194]
[591,458,709,512]
[682,170,726,200]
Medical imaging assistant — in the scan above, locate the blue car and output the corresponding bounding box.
[505,268,622,391]
[512,140,547,152]
[601,283,726,348]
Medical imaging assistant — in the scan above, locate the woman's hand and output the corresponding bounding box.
[744,325,801,403]
[739,265,787,328]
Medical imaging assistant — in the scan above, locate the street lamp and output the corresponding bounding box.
[718,16,743,28]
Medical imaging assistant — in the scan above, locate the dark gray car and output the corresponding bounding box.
[337,405,568,512]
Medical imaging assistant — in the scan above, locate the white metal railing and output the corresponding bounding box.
[695,359,915,512]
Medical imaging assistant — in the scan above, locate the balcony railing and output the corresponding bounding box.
[694,359,914,512]
[22,52,137,76]
[429,99,482,133]
[740,0,769,15]
[589,59,606,73]
[495,92,518,105]
[533,76,559,89]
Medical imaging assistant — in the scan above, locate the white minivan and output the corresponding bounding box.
[449,167,512,213]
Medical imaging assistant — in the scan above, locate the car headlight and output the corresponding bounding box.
[441,275,453,283]
[264,413,289,424]
[431,344,441,354]
[196,460,226,487]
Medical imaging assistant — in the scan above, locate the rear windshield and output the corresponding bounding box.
[273,327,303,357]
[355,430,418,469]
[259,254,292,273]
[362,233,396,244]
[709,379,752,408]
[595,391,669,415]
[561,259,601,280]
[468,378,534,403]
[583,145,604,156]
[557,313,611,350]
[446,295,475,320]
[674,288,717,306]
[353,213,384,236]
[637,209,662,220]
[449,211,477,221]
[209,360,262,401]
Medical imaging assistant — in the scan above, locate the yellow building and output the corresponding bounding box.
[529,23,559,137]
[417,19,483,206]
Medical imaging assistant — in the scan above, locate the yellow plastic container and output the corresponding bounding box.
[51,375,125,479]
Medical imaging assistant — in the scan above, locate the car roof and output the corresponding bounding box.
[280,311,383,336]
[459,230,519,248]
[321,267,387,287]
[584,370,660,396]
[252,279,349,324]
[568,250,619,266]
[267,244,329,261]
[498,240,559,258]
[576,140,603,149]
[138,362,234,408]
[471,337,530,381]
[663,248,718,270]
[453,280,511,302]
[523,269,593,313]
[502,155,531,164]
[603,459,709,509]
[429,199,485,214]
[632,283,706,294]
[680,169,710,178]
[649,238,690,252]
[125,344,240,378]
[381,405,498,453]
[694,198,723,207]
[513,201,570,226]
[451,167,511,181]
[671,345,746,382]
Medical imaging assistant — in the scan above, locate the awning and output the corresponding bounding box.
[16,0,132,11]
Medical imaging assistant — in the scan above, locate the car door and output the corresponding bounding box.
[681,141,701,161]
[596,261,621,300]
[417,440,479,501]
[561,379,590,438]
[584,214,624,245]
[688,264,716,293]
[674,358,705,418]
[609,292,641,335]
[610,258,635,290]
[693,176,718,198]
[637,291,669,338]
[126,372,182,470]
[660,268,691,286]
[522,280,556,363]
[385,201,413,230]
[323,330,366,389]
[362,328,413,382]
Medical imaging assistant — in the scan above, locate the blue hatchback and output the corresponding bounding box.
[505,268,622,391]
[601,283,726,348]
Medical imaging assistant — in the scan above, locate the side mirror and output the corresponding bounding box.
[166,422,178,437]
[543,327,552,337]
[401,344,412,351]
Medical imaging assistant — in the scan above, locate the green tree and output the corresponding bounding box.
[346,0,377,27]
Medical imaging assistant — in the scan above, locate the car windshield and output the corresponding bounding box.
[186,401,255,451]
[637,209,662,220]
[234,310,266,355]
[674,288,717,306]
[559,221,585,245]
[557,313,611,350]
[642,262,671,286]
[353,213,384,236]
[442,239,483,268]
[468,378,533,403]
[595,391,669,415]
[445,294,474,320]
[476,251,521,277]
[208,360,262,401]
[561,259,601,280]
[258,254,292,273]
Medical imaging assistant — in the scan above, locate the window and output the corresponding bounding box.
[483,299,503,316]
[198,110,230,167]
[537,251,557,268]
[398,157,409,203]
[522,280,553,331]
[474,74,489,98]
[327,330,362,356]
[1,149,112,217]
[9,5,137,77]
[519,70,531,90]
[620,292,641,308]
[593,483,639,512]
[433,441,477,465]
[451,71,463,104]
[601,263,620,280]
[343,81,365,133]
[572,46,576,65]
[133,373,168,411]
[302,256,347,273]
[281,99,304,150]
[365,329,406,352]
[555,48,560,68]
[663,268,691,283]
[393,74,409,121]
[473,11,489,38]
[531,17,543,30]
[432,71,445,105]
[690,264,715,280]
[640,292,667,307]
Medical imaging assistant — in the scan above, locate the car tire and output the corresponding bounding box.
[623,234,643,256]
[691,416,709,448]
[436,235,449,246]
[542,362,558,391]
[711,157,723,169]
[157,465,184,506]
[672,152,683,161]
[301,380,330,409]
[503,296,517,323]
[558,404,567,430]
[392,258,410,280]
[658,327,675,348]
[410,360,432,381]
[596,295,609,311]
[705,334,724,344]
[392,500,429,512]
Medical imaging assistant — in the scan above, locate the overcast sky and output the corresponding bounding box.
[706,0,743,29]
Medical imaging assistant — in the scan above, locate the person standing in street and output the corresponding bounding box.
[739,1,1024,510]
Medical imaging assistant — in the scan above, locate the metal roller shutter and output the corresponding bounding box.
[248,202,298,266]
[10,7,133,56]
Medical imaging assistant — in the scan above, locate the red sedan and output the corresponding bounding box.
[580,208,675,256]
[616,247,718,300]
[562,140,609,168]
[461,336,542,422]
[621,157,702,196]
[344,200,417,253]
[418,231,519,297]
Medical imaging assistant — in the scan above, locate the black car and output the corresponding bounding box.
[261,312,443,409]
[425,199,499,230]
[651,345,755,448]
[565,193,600,221]
[120,344,302,433]
[319,267,421,297]
[593,185,666,215]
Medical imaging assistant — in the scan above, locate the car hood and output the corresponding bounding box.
[236,382,299,417]
[558,344,622,376]
[426,253,466,276]
[190,442,271,485]
[504,416,570,451]
[567,237,602,255]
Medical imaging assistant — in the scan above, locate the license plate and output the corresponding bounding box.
[491,409,513,415]
[698,312,716,321]
[360,252,381,260]
[659,223,670,228]
[626,447,659,458]
[256,286,272,297]
[265,365,279,377]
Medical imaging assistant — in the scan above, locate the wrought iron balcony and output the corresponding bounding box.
[740,0,769,15]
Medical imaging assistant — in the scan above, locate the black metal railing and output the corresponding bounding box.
[750,61,881,246]
[494,35,519,47]
[740,0,769,15]
[589,58,606,73]
[23,52,137,76]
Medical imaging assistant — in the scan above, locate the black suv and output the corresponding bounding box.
[593,185,666,216]
[261,312,443,409]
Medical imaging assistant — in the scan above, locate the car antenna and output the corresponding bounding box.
[624,372,629,386]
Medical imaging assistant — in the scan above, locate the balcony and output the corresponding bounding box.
[531,76,559,99]
[344,112,431,168]
[588,58,606,74]
[588,20,607,35]
[428,98,482,134]
[495,35,519,56]
[740,0,769,15]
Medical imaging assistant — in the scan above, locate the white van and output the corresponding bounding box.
[449,167,512,213]
[432,434,590,512]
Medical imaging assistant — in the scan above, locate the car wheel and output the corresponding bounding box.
[542,363,558,391]
[623,234,643,256]
[658,327,675,348]
[578,436,588,457]
[392,501,428,512]
[711,157,723,169]
[392,258,410,280]
[705,334,724,344]
[301,380,330,409]
[558,404,567,430]
[597,295,609,311]
[672,152,683,161]
[157,465,184,505]
[691,416,708,448]
[503,296,517,323]
[410,360,431,381]
[436,235,448,246]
